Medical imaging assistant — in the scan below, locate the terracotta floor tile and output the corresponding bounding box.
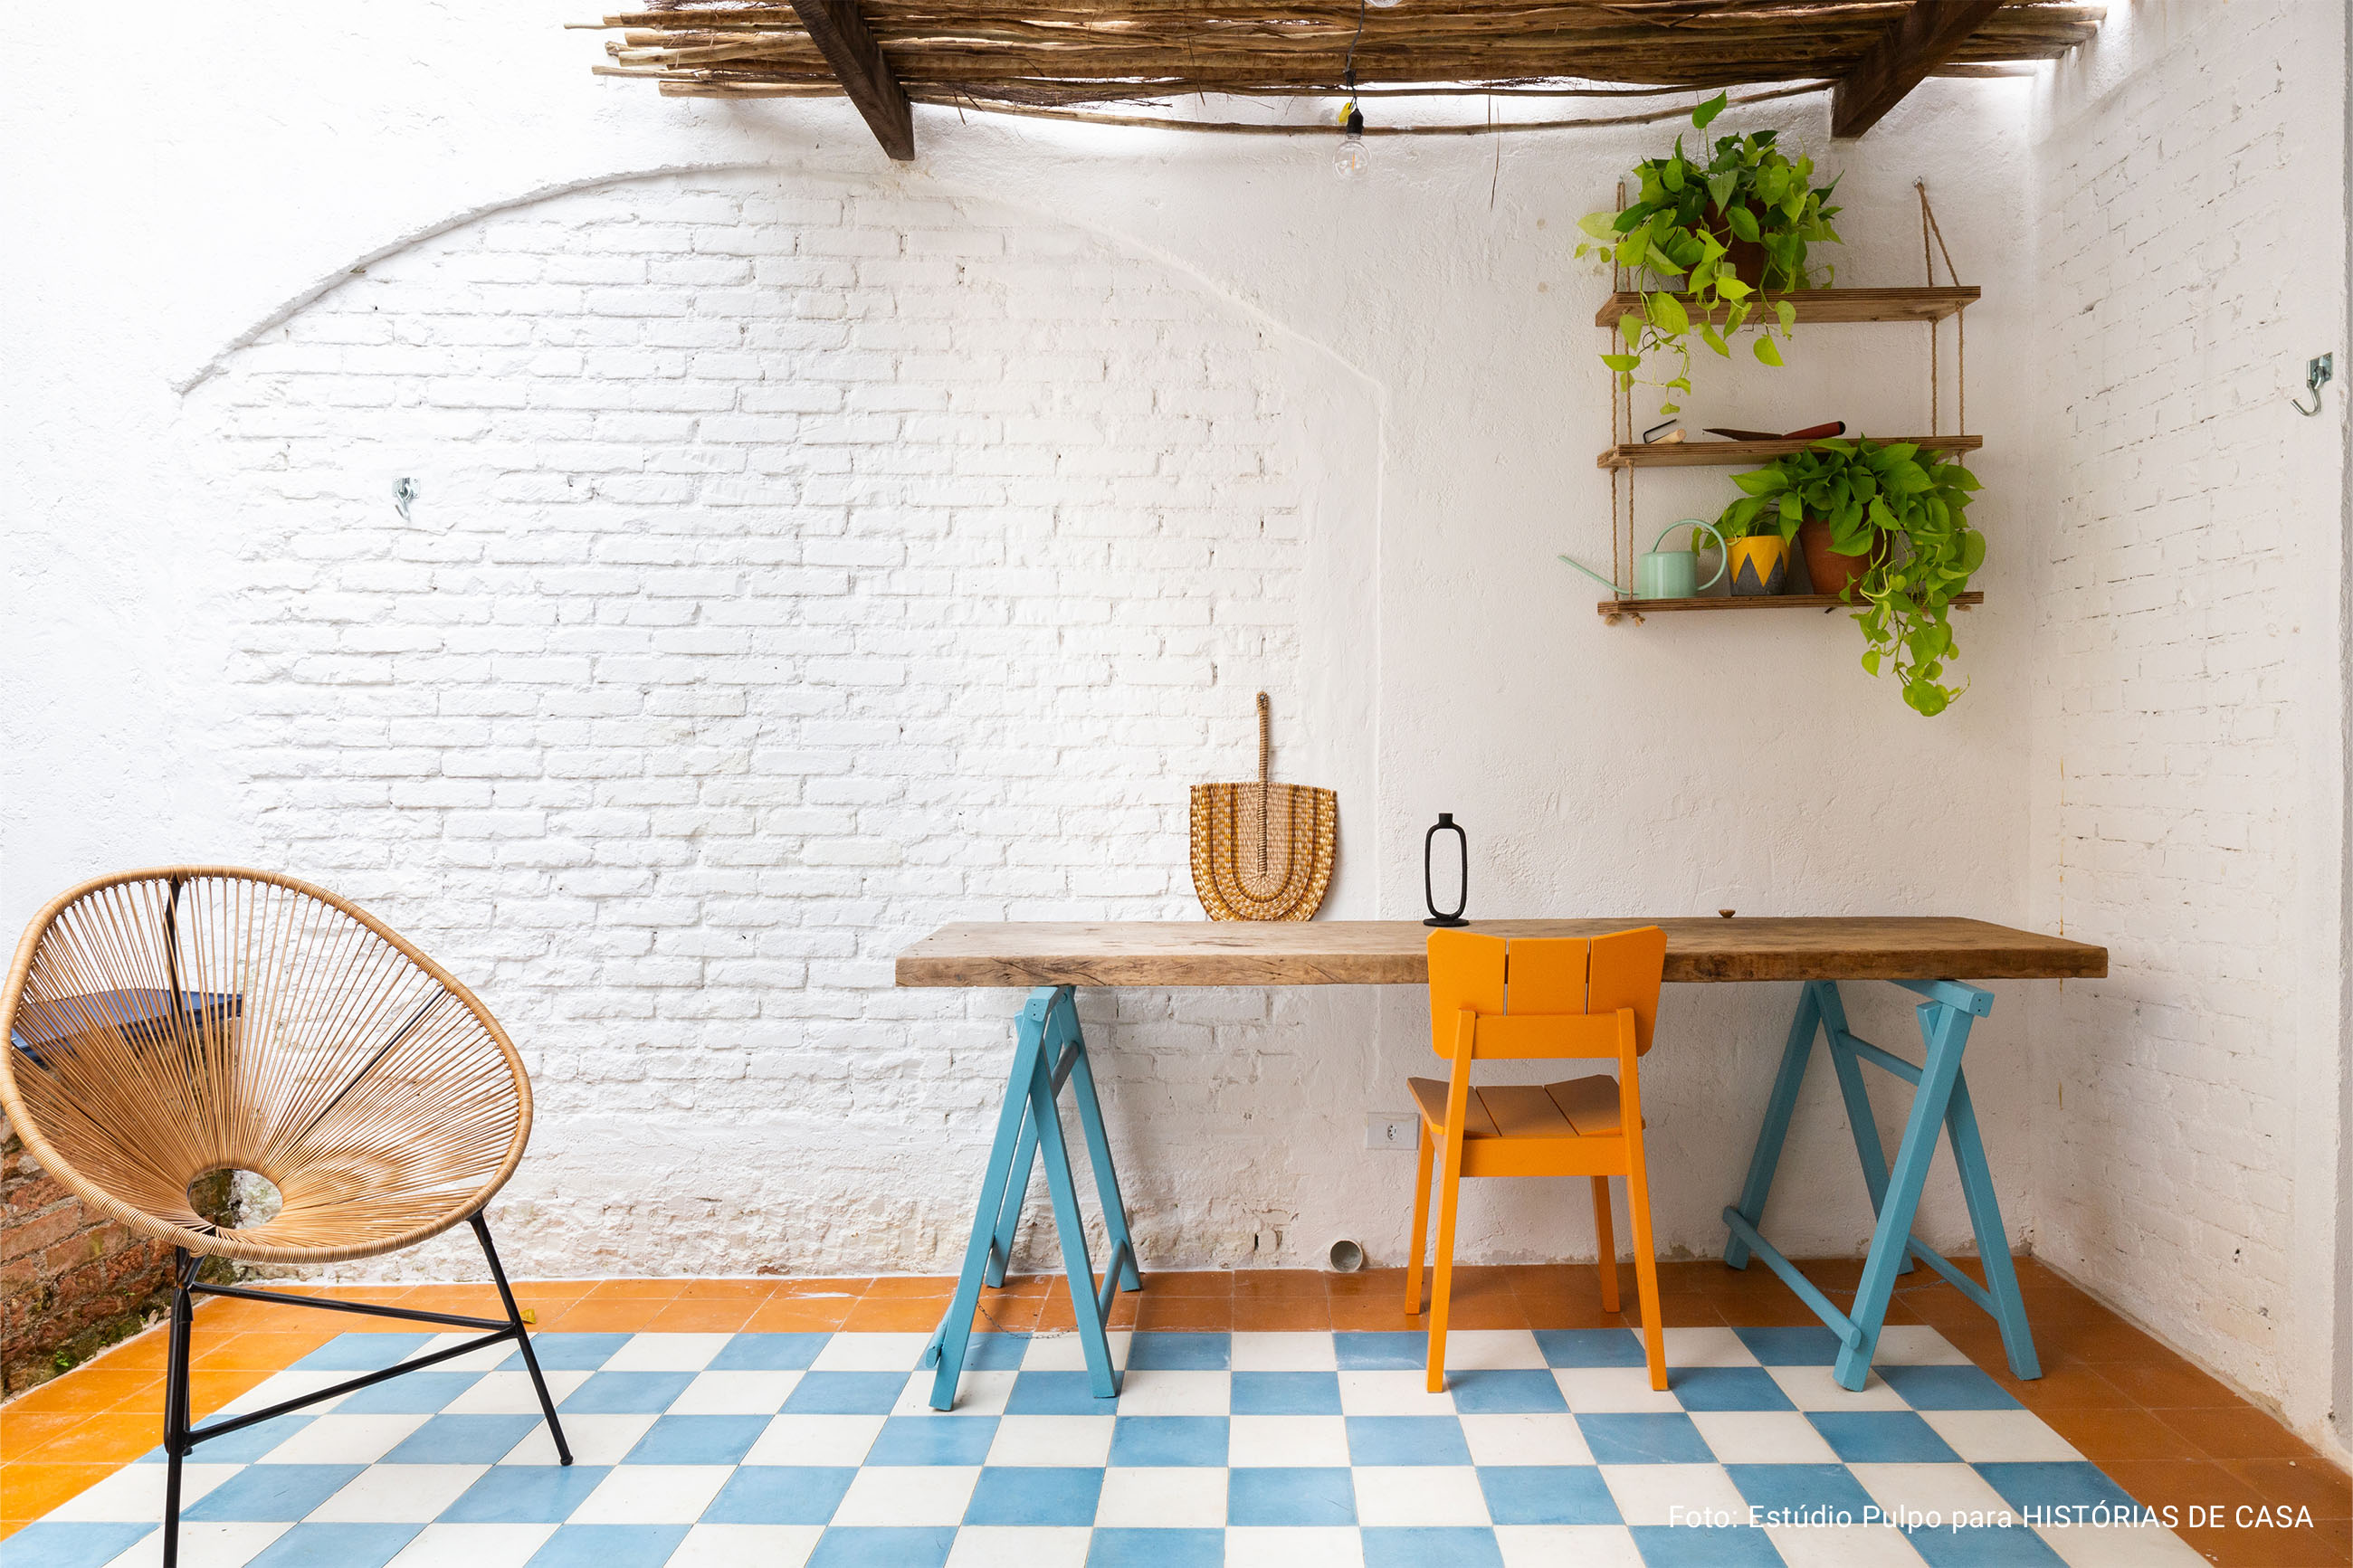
[775,1277,872,1299]
[1232,1269,1329,1300]
[971,1292,1043,1334]
[2100,1355,2246,1408]
[842,1296,952,1333]
[189,1332,338,1370]
[582,1278,688,1301]
[540,1299,669,1335]
[1653,1262,1730,1297]
[1130,1297,1232,1331]
[643,1300,759,1335]
[1434,1297,1530,1330]
[2,1370,158,1416]
[1710,1293,1832,1327]
[1328,1277,1410,1308]
[2176,1514,2351,1568]
[0,1462,116,1525]
[2038,1404,2209,1463]
[1133,1271,1231,1297]
[2016,1286,2122,1325]
[2222,1458,2353,1519]
[2043,1315,2167,1364]
[8,1412,158,1468]
[2101,1458,2262,1514]
[1794,1259,1866,1289]
[1233,1297,1330,1332]
[1506,1264,1597,1298]
[1517,1296,1635,1332]
[2165,1407,2328,1462]
[743,1298,853,1333]
[1331,1297,1426,1333]
[863,1276,957,1299]
[84,1338,168,1373]
[0,1411,97,1459]
[670,1278,775,1303]
[394,1286,508,1316]
[1994,1357,2133,1411]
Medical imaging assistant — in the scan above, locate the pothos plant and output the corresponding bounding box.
[1718,438,1986,717]
[1574,92,1843,415]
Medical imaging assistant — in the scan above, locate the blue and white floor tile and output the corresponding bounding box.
[14,1326,2206,1567]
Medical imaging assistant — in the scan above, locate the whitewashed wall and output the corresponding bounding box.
[1,1,2342,1454]
[2023,0,2350,1454]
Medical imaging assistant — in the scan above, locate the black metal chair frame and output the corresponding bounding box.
[157,1213,571,1568]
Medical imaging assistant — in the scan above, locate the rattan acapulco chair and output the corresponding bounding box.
[0,868,571,1567]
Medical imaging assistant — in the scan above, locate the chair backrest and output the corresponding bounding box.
[1427,927,1667,1060]
[0,868,532,1265]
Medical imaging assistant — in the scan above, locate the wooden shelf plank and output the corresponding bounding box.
[1596,590,1984,619]
[1598,433,1982,470]
[1594,285,1979,328]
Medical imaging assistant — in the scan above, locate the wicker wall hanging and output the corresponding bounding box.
[1189,693,1337,921]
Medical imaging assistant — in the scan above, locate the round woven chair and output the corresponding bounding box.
[0,867,571,1564]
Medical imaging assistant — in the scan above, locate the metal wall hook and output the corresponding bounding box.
[2290,353,2331,416]
[393,477,416,521]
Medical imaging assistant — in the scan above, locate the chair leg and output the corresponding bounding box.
[1425,1135,1466,1393]
[1626,1156,1667,1392]
[471,1214,571,1466]
[160,1250,197,1568]
[1404,1119,1434,1317]
[1589,1176,1620,1314]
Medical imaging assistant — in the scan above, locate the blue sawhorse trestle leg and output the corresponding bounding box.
[1720,978,2041,1392]
[925,985,1141,1410]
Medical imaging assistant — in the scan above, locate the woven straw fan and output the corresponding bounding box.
[1189,693,1338,921]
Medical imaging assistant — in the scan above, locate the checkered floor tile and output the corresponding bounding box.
[14,1326,2208,1567]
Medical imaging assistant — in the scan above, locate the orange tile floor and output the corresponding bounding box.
[4,1259,2346,1565]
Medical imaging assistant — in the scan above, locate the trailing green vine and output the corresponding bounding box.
[1574,93,1843,415]
[1718,438,1986,716]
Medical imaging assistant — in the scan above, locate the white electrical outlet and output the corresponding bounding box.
[1366,1114,1418,1151]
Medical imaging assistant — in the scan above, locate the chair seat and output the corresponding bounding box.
[1408,1073,1631,1138]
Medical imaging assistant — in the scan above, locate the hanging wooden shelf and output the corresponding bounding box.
[1594,285,1978,328]
[1596,590,1984,622]
[1597,433,1982,470]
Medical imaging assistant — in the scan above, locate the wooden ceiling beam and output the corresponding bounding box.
[786,1,914,159]
[1831,0,2006,138]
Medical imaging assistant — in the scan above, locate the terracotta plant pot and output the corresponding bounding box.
[1727,536,1790,596]
[1700,216,1790,290]
[1797,518,1884,598]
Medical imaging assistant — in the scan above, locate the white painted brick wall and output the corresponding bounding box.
[2026,4,2348,1424]
[190,173,1329,1280]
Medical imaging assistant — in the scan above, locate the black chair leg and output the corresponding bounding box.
[471,1212,571,1466]
[160,1250,198,1568]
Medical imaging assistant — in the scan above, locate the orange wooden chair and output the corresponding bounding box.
[1405,926,1669,1392]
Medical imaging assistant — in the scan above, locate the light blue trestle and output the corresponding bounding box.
[925,984,1140,1410]
[1721,978,2041,1392]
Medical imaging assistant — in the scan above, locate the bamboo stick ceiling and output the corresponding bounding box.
[585,2,2102,109]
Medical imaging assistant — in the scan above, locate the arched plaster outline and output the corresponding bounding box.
[174,158,1386,407]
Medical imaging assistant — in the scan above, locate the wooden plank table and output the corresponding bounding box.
[896,916,2105,989]
[900,917,2107,1409]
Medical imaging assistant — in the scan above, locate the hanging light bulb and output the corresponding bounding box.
[1333,100,1368,179]
[1331,5,1368,183]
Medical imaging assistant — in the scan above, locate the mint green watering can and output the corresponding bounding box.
[1559,518,1728,600]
